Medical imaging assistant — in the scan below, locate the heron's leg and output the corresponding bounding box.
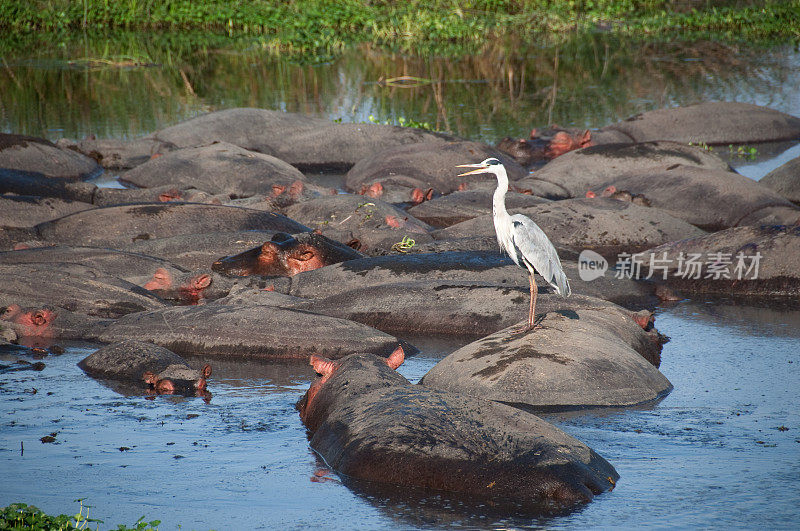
[529,273,538,329]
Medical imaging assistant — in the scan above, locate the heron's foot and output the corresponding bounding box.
[510,316,546,335]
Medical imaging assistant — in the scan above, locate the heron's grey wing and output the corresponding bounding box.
[509,214,571,296]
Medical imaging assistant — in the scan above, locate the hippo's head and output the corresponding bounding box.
[297,346,405,430]
[142,363,212,396]
[1,304,58,344]
[545,129,592,158]
[144,268,220,304]
[212,232,361,278]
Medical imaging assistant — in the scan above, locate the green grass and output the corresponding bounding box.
[0,1,797,56]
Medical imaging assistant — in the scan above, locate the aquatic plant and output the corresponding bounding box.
[0,501,162,530]
[391,236,417,253]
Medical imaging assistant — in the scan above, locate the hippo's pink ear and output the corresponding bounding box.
[601,185,617,197]
[201,364,212,378]
[193,274,212,290]
[385,345,404,370]
[310,355,336,378]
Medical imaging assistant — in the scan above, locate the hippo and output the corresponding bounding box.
[118,230,285,271]
[522,141,730,200]
[639,223,800,299]
[144,107,452,172]
[92,185,220,207]
[35,202,310,248]
[142,268,233,304]
[0,245,189,287]
[78,340,211,396]
[65,135,177,170]
[0,168,98,203]
[420,308,672,409]
[759,155,800,205]
[297,346,619,511]
[119,142,308,198]
[496,127,595,167]
[598,102,800,145]
[433,198,705,258]
[0,304,104,347]
[271,251,662,310]
[0,245,227,305]
[0,167,216,208]
[594,165,800,231]
[282,194,433,255]
[0,133,102,181]
[94,304,417,361]
[344,141,526,196]
[353,175,439,205]
[0,194,94,228]
[212,232,363,277]
[0,262,167,318]
[585,185,652,207]
[407,189,549,228]
[298,282,665,357]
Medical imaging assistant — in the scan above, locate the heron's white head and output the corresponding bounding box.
[456,157,504,177]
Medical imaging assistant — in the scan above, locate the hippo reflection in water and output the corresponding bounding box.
[212,232,362,277]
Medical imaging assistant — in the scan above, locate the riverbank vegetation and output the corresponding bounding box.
[1,1,798,55]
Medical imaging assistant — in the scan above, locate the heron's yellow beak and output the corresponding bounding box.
[456,163,489,177]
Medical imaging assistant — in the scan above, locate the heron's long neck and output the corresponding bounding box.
[492,167,511,223]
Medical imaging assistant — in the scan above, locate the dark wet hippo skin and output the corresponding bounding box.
[273,251,660,309]
[297,348,619,511]
[1,304,107,348]
[344,140,526,196]
[0,132,103,181]
[94,304,417,361]
[0,263,167,319]
[496,127,597,167]
[598,102,800,144]
[433,198,705,258]
[282,194,433,255]
[35,202,310,247]
[297,284,665,362]
[0,167,218,208]
[78,340,211,396]
[0,245,228,304]
[118,230,285,272]
[407,189,549,228]
[760,155,800,205]
[212,231,363,277]
[524,141,730,200]
[119,142,308,198]
[0,246,188,286]
[0,168,98,203]
[0,194,95,228]
[640,223,800,299]
[66,136,177,170]
[144,107,452,173]
[419,308,672,409]
[596,165,800,231]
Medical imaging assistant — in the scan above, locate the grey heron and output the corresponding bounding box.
[456,157,571,331]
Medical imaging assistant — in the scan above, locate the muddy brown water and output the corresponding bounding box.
[1,33,800,528]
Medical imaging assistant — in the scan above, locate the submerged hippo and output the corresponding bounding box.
[212,232,362,277]
[78,340,211,396]
[297,346,619,511]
